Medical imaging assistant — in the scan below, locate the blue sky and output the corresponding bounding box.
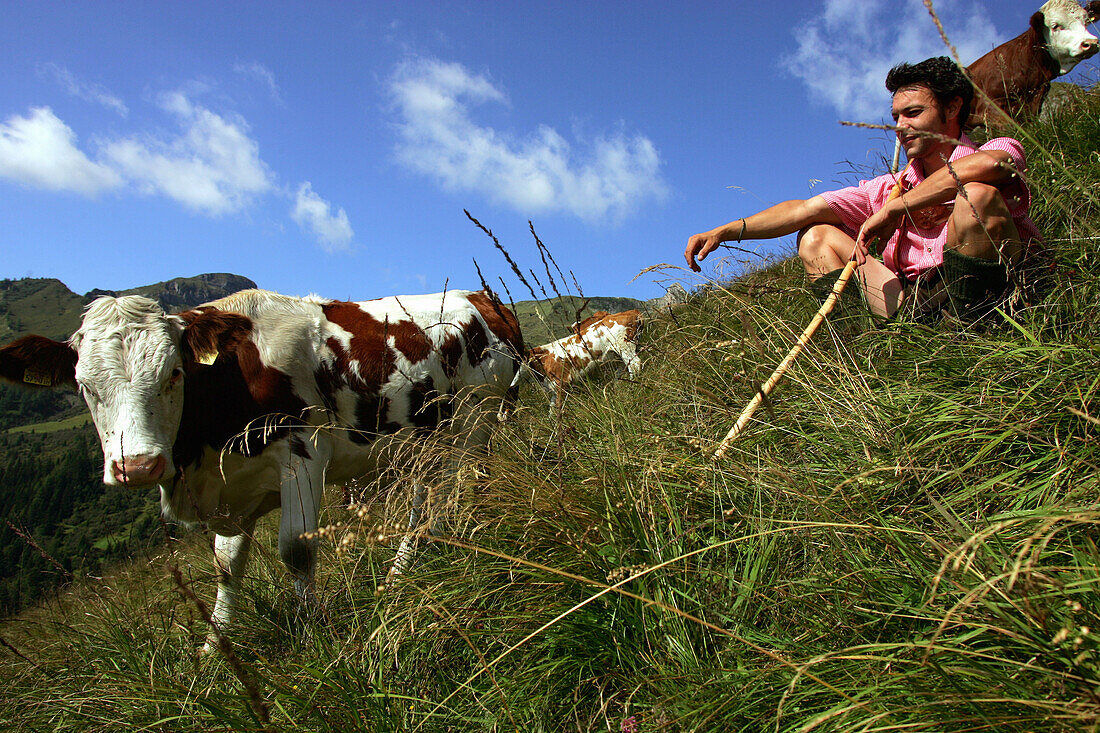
[1,1,1097,302]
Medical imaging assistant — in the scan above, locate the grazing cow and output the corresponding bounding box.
[966,0,1100,129]
[518,309,643,409]
[0,288,522,650]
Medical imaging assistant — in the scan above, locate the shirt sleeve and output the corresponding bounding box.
[980,137,1030,217]
[820,181,876,238]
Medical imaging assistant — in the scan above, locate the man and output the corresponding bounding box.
[685,56,1041,320]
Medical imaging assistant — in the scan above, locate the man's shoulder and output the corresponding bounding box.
[822,169,898,193]
[949,135,1026,165]
[972,136,1026,157]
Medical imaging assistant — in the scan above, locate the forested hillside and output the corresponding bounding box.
[0,427,164,614]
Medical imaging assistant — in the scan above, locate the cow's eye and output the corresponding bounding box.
[1052,23,1064,31]
[168,368,184,387]
[78,382,99,402]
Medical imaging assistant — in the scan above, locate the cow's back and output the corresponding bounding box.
[966,25,1057,128]
[313,289,521,442]
[527,309,642,390]
[164,288,521,522]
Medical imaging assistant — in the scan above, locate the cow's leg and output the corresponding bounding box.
[385,392,497,585]
[278,436,332,607]
[538,375,557,407]
[546,378,564,416]
[388,480,428,582]
[203,529,254,654]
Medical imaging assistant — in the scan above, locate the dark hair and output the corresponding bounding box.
[885,56,972,127]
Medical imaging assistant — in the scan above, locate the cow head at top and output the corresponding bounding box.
[1036,0,1100,73]
[0,296,247,488]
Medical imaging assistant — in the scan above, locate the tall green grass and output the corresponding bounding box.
[3,87,1100,732]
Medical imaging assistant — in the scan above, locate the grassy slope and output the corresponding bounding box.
[6,413,91,434]
[2,90,1100,731]
[0,279,87,342]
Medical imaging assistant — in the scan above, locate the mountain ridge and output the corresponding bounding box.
[0,273,651,347]
[0,273,259,343]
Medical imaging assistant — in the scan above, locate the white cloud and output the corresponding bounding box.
[782,0,1001,121]
[0,107,121,195]
[39,63,129,117]
[389,57,667,223]
[1,84,346,252]
[234,61,284,105]
[102,91,274,215]
[291,181,354,252]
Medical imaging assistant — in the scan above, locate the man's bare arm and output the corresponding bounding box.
[685,196,843,271]
[895,149,1015,213]
[855,149,1017,255]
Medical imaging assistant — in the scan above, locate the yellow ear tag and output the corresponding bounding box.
[196,350,218,366]
[23,367,53,387]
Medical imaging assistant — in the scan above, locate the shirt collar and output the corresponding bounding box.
[906,133,976,184]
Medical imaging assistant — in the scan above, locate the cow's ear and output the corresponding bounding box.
[175,310,253,368]
[1030,11,1046,36]
[1087,1,1100,23]
[0,335,78,389]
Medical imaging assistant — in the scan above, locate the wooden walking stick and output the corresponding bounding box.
[712,257,858,459]
[712,168,909,459]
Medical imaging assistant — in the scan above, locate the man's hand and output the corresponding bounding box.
[685,199,836,272]
[854,202,903,264]
[685,230,725,272]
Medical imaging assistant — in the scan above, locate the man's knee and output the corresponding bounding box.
[951,183,1020,262]
[798,223,833,249]
[797,224,843,262]
[798,223,854,277]
[953,183,1012,230]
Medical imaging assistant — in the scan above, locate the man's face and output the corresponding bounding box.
[891,85,960,163]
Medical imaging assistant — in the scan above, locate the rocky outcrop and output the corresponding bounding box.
[87,273,258,313]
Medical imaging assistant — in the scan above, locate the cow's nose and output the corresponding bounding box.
[112,454,167,485]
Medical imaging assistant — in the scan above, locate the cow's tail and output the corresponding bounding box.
[631,311,645,345]
[508,357,532,389]
[497,353,529,422]
[504,351,551,403]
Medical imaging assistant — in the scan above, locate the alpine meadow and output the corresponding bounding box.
[3,78,1100,733]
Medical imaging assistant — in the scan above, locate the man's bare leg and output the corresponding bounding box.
[946,182,1023,263]
[798,224,904,318]
[941,183,1023,318]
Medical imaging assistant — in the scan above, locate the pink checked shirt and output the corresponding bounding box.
[820,135,1041,281]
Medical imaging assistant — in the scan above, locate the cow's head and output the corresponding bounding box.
[0,296,248,488]
[1036,0,1100,74]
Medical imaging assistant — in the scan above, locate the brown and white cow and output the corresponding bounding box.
[0,288,522,649]
[966,0,1100,129]
[517,309,642,409]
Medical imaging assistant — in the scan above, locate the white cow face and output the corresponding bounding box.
[71,297,186,487]
[1040,0,1100,73]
